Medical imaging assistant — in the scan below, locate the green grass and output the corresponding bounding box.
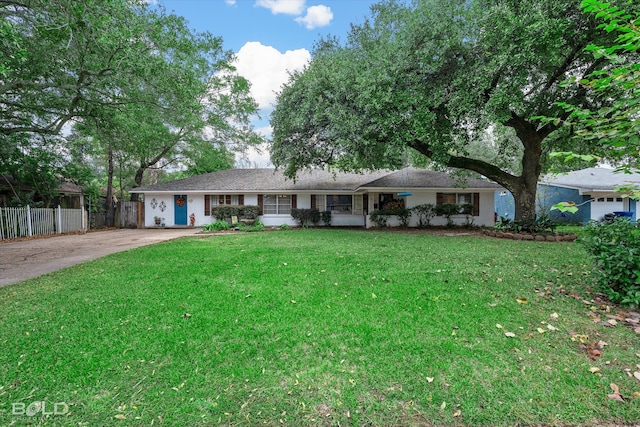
[1,230,639,426]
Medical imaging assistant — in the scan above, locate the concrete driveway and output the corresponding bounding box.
[0,228,201,287]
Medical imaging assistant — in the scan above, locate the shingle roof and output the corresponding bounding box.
[540,167,640,191]
[361,167,502,189]
[130,167,502,193]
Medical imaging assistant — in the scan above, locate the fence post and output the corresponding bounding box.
[26,205,33,236]
[81,204,86,232]
[56,205,62,234]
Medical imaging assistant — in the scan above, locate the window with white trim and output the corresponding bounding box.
[263,195,292,215]
[326,195,352,214]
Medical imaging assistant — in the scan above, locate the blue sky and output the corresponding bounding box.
[155,0,379,166]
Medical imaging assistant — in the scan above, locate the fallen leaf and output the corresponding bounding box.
[537,327,546,334]
[587,348,602,359]
[183,313,191,318]
[607,319,618,326]
[504,332,516,338]
[550,312,559,319]
[608,393,624,402]
[440,401,446,410]
[516,297,528,304]
[371,293,377,299]
[634,372,640,381]
[496,324,503,329]
[291,300,297,304]
[547,324,558,331]
[115,414,126,420]
[426,377,434,383]
[453,410,461,417]
[610,383,621,394]
[589,367,601,373]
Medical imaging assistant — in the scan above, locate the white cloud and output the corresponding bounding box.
[295,5,333,29]
[255,0,305,15]
[234,41,311,110]
[225,0,236,5]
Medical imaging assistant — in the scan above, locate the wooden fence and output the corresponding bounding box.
[0,206,86,240]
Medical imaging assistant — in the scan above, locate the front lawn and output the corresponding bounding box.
[0,230,638,425]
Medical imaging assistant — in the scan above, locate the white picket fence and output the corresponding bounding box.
[0,206,86,240]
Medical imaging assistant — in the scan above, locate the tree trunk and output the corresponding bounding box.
[130,166,145,202]
[411,113,544,222]
[105,144,115,227]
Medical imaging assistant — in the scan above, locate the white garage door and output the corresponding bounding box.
[591,196,624,221]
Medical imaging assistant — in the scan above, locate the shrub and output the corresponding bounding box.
[203,221,231,232]
[369,208,411,227]
[493,216,556,234]
[435,204,460,226]
[581,218,640,306]
[321,210,332,226]
[290,208,321,228]
[279,223,292,230]
[210,205,259,221]
[412,204,436,227]
[239,220,265,232]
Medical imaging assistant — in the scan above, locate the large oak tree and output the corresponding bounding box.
[270,0,637,221]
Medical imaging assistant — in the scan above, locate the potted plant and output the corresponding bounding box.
[154,216,161,225]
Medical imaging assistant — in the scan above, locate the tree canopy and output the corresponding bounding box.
[270,0,637,220]
[0,0,260,215]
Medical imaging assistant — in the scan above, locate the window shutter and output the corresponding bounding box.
[363,194,369,214]
[239,195,244,205]
[257,194,263,215]
[311,195,316,210]
[436,192,444,206]
[291,194,297,209]
[473,193,480,216]
[204,195,210,216]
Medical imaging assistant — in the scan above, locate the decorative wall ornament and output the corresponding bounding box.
[176,196,186,207]
[150,198,158,209]
[159,201,167,212]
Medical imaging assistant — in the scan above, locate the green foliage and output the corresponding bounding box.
[435,204,462,227]
[411,203,436,227]
[203,221,231,232]
[369,208,411,228]
[582,219,640,306]
[539,1,640,169]
[0,0,261,217]
[210,205,259,220]
[290,208,321,228]
[238,219,265,232]
[321,210,332,226]
[494,216,558,234]
[278,223,292,230]
[270,0,633,221]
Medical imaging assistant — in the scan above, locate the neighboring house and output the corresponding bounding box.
[495,167,639,223]
[130,168,503,228]
[0,175,84,208]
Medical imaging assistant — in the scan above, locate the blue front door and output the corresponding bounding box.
[174,195,188,225]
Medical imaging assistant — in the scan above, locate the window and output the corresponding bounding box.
[326,195,352,214]
[204,194,244,216]
[441,193,472,205]
[263,195,292,215]
[212,195,240,206]
[436,192,480,216]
